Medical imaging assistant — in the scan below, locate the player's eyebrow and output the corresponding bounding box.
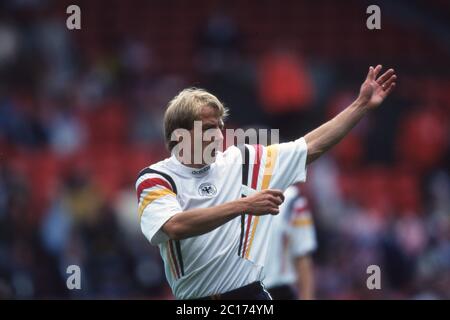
[202,121,220,130]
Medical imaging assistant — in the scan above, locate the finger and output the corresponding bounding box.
[382,75,397,90]
[268,195,283,206]
[268,208,280,215]
[376,69,394,85]
[367,66,374,80]
[384,82,396,96]
[269,197,283,206]
[373,64,383,78]
[265,189,285,202]
[255,207,279,216]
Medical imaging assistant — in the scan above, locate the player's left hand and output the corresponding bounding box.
[358,65,397,109]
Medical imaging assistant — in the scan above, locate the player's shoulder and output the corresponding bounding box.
[221,144,242,156]
[290,185,310,216]
[223,144,268,159]
[219,144,248,163]
[136,157,178,192]
[137,157,170,178]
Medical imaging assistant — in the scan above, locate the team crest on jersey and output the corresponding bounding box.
[198,183,217,197]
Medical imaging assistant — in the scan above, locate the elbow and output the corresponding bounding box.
[163,218,186,240]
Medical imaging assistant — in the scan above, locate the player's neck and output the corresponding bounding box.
[174,153,213,169]
[182,162,206,169]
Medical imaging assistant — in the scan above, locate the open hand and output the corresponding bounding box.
[358,65,397,109]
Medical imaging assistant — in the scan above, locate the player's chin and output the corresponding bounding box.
[202,152,217,165]
[203,147,220,165]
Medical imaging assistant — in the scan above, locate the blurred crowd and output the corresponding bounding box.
[0,0,449,299]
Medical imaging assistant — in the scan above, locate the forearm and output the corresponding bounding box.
[162,189,283,240]
[162,200,245,240]
[304,98,369,164]
[295,256,315,300]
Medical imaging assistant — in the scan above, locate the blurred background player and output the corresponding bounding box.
[264,184,317,300]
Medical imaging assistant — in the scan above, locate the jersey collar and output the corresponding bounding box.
[168,153,213,178]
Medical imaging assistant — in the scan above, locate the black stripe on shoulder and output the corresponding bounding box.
[137,167,178,194]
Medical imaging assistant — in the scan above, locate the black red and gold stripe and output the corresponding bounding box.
[137,168,184,279]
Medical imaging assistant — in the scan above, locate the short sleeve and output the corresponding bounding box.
[276,137,308,186]
[255,137,308,191]
[136,172,182,245]
[288,195,318,257]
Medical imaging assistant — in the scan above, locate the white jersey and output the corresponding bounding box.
[136,138,308,299]
[263,185,317,288]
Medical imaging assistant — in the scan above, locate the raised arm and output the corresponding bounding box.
[305,65,397,164]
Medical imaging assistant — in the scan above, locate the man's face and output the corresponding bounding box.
[189,105,224,167]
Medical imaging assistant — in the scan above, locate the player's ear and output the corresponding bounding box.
[172,128,187,141]
[170,128,193,152]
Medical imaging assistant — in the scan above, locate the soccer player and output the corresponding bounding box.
[264,184,317,300]
[136,65,396,299]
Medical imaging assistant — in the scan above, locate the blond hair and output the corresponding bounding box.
[163,88,229,151]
